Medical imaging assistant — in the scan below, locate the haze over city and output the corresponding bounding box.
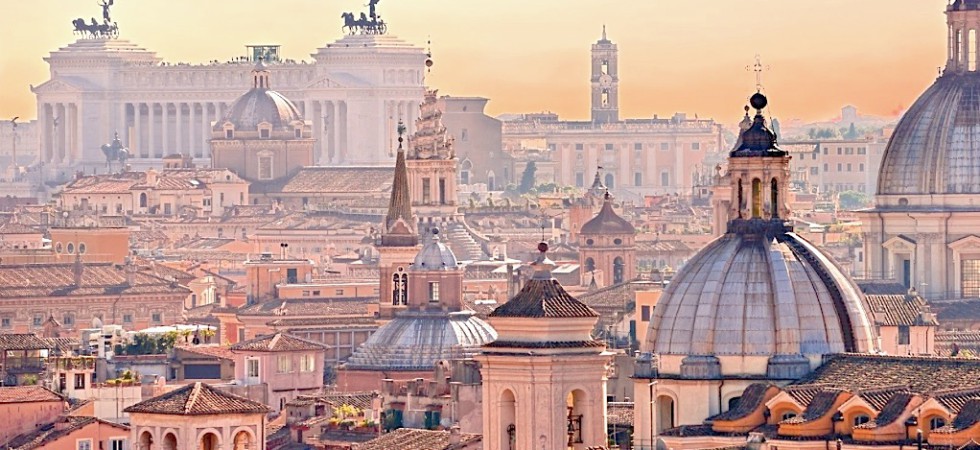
[0,0,948,123]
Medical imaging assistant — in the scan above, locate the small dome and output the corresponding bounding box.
[951,0,980,10]
[412,229,458,269]
[344,311,497,371]
[878,73,980,195]
[646,230,877,361]
[218,62,303,132]
[580,193,635,235]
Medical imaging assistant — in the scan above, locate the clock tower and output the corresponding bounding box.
[591,26,619,124]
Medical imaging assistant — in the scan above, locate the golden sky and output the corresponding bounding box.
[0,0,950,123]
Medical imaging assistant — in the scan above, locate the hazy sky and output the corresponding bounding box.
[0,0,950,123]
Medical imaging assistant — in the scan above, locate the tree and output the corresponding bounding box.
[844,122,859,139]
[838,190,870,210]
[518,161,537,194]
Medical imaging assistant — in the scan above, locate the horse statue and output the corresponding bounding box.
[341,10,386,35]
[71,17,119,38]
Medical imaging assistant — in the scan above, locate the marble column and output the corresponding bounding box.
[161,102,170,157]
[133,103,142,158]
[175,102,184,156]
[147,103,156,158]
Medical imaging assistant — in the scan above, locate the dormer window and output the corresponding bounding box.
[260,129,270,139]
[225,129,234,139]
[294,128,302,138]
[428,281,440,303]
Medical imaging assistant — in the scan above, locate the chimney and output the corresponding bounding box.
[124,256,136,286]
[448,425,461,446]
[72,252,84,286]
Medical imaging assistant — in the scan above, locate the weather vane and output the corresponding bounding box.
[746,54,770,92]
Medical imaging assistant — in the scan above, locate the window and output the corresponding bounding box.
[300,354,315,372]
[67,243,75,254]
[962,259,980,298]
[898,325,911,345]
[335,289,344,296]
[858,147,867,155]
[74,373,86,389]
[429,282,440,303]
[691,142,700,150]
[109,439,125,450]
[823,163,829,172]
[781,411,798,421]
[163,203,172,215]
[260,128,270,138]
[661,171,670,187]
[853,414,871,426]
[634,173,642,187]
[823,147,828,155]
[575,143,584,151]
[77,439,93,450]
[63,313,75,326]
[422,178,431,204]
[247,359,259,377]
[286,268,298,284]
[0,318,9,329]
[78,243,86,254]
[847,163,852,172]
[33,314,43,327]
[151,312,162,323]
[634,143,642,150]
[837,163,842,172]
[123,314,133,324]
[930,417,947,430]
[258,155,273,180]
[225,129,234,139]
[660,143,669,151]
[859,163,865,172]
[294,128,302,138]
[575,173,584,187]
[461,129,468,141]
[641,305,651,322]
[605,143,614,151]
[810,167,819,175]
[277,355,292,373]
[837,148,842,155]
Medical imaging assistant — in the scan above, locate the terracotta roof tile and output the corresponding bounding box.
[237,298,374,317]
[865,294,936,326]
[490,278,598,319]
[781,390,842,424]
[711,383,772,421]
[124,382,270,416]
[0,334,54,351]
[176,344,236,361]
[935,399,980,433]
[0,263,190,298]
[230,333,325,352]
[607,402,634,426]
[793,354,980,394]
[0,386,64,404]
[352,428,481,450]
[5,416,128,450]
[580,195,635,235]
[854,392,914,429]
[279,167,393,194]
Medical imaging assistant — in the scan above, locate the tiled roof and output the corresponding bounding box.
[352,428,481,450]
[230,333,325,352]
[934,386,980,413]
[607,402,634,426]
[0,262,190,298]
[854,392,914,429]
[937,399,980,433]
[490,277,599,319]
[935,300,980,323]
[782,390,841,424]
[0,221,38,235]
[482,339,604,349]
[793,354,980,394]
[237,298,374,317]
[5,416,128,450]
[124,382,270,416]
[0,334,55,351]
[865,294,936,326]
[856,280,910,295]
[320,391,376,411]
[856,386,911,411]
[176,344,236,361]
[635,240,693,253]
[0,386,63,403]
[279,167,393,194]
[711,383,771,421]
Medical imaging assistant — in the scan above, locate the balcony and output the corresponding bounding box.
[3,357,45,373]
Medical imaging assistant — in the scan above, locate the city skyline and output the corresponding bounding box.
[0,0,949,124]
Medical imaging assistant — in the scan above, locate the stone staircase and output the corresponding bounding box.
[445,221,486,261]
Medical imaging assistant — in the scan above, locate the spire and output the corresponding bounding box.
[598,25,611,44]
[381,121,418,247]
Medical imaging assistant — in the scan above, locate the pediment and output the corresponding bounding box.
[949,235,980,252]
[765,390,804,411]
[306,77,343,89]
[31,78,85,94]
[883,235,916,252]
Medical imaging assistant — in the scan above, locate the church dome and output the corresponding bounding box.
[218,61,303,132]
[412,229,458,270]
[344,310,497,371]
[646,229,877,360]
[877,73,980,195]
[580,192,635,235]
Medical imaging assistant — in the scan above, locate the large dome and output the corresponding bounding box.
[646,228,877,361]
[216,61,303,132]
[344,311,496,371]
[877,73,980,196]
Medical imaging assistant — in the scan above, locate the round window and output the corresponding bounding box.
[586,239,594,246]
[78,243,87,254]
[898,198,910,206]
[66,243,75,254]
[614,238,623,245]
[55,243,63,253]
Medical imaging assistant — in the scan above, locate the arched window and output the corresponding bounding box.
[139,431,154,450]
[487,171,496,191]
[584,257,595,273]
[771,178,779,218]
[233,431,253,450]
[201,432,219,450]
[392,268,408,306]
[737,179,744,218]
[567,390,587,444]
[751,178,762,218]
[605,173,615,190]
[929,416,947,430]
[500,389,517,450]
[613,257,625,284]
[781,411,798,421]
[139,192,147,208]
[657,395,675,433]
[162,433,177,450]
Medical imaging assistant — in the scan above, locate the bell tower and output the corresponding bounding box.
[591,26,619,124]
